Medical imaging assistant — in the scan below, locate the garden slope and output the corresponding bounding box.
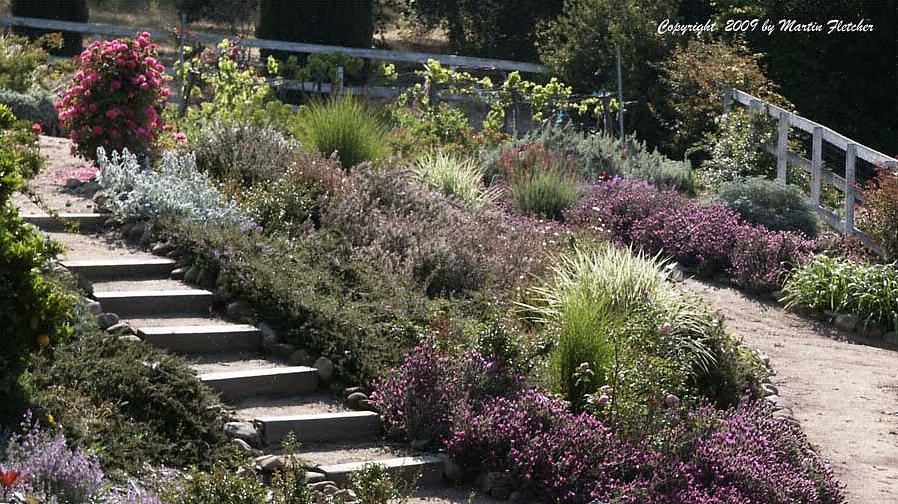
[682,279,898,503]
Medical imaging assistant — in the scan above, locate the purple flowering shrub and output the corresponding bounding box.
[1,411,161,503]
[373,343,844,503]
[371,336,522,446]
[666,401,844,503]
[566,179,815,291]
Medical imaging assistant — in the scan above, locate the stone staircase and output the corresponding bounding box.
[23,211,448,497]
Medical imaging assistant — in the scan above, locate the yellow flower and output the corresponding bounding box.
[47,414,55,425]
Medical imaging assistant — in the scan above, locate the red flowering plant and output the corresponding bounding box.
[857,164,898,258]
[56,32,171,160]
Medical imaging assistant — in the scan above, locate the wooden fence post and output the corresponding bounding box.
[811,126,823,206]
[336,66,344,96]
[723,88,732,113]
[748,99,763,145]
[844,143,857,234]
[776,110,790,185]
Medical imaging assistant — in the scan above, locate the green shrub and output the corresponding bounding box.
[294,96,388,170]
[718,176,818,237]
[241,173,321,235]
[0,89,61,136]
[0,33,64,93]
[26,330,230,474]
[537,0,672,94]
[509,123,695,192]
[0,105,75,425]
[511,169,581,221]
[348,463,409,504]
[412,151,497,207]
[158,218,425,384]
[10,0,88,56]
[167,463,267,504]
[693,109,777,190]
[782,255,898,332]
[190,120,301,187]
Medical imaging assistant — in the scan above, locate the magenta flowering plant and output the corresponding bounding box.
[566,178,815,292]
[374,342,844,503]
[56,32,171,160]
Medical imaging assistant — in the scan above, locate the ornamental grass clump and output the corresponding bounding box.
[56,32,170,160]
[524,245,727,409]
[412,151,497,207]
[781,255,898,332]
[491,141,582,220]
[294,95,388,170]
[510,169,582,221]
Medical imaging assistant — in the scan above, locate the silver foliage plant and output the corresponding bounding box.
[96,148,252,226]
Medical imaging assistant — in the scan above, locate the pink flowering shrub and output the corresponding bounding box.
[566,179,815,292]
[373,341,844,503]
[56,32,170,160]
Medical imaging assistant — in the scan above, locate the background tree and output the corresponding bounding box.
[256,0,374,61]
[537,0,679,148]
[9,0,89,56]
[722,0,897,154]
[402,0,564,62]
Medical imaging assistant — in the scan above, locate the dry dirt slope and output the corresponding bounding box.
[682,279,898,503]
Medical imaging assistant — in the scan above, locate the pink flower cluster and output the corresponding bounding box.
[55,32,170,160]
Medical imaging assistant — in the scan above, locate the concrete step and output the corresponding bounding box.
[22,213,109,232]
[257,411,381,446]
[92,288,213,317]
[62,257,176,281]
[138,324,261,354]
[320,455,444,487]
[200,367,318,402]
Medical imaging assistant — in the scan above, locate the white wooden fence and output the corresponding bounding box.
[0,15,548,74]
[724,88,897,258]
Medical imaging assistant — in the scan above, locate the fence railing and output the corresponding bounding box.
[0,15,548,74]
[724,88,897,258]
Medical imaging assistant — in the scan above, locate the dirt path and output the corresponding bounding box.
[682,279,898,503]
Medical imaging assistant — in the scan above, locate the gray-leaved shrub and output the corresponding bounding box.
[96,148,250,226]
[190,120,301,187]
[718,176,818,237]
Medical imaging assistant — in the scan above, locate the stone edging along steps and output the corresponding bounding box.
[23,211,448,499]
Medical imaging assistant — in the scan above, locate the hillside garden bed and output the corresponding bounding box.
[3,31,895,503]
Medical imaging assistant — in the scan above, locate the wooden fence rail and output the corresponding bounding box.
[0,16,548,74]
[724,88,897,259]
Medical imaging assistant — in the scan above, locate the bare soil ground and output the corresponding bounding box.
[683,279,898,503]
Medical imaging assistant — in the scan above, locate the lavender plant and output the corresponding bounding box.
[1,411,162,503]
